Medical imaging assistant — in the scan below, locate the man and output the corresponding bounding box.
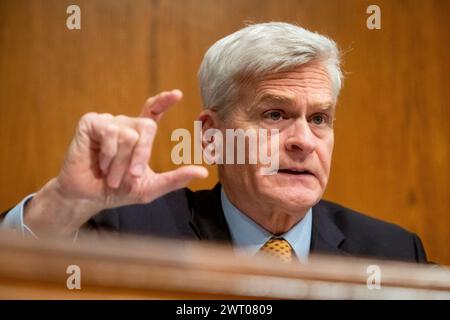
[1,22,427,263]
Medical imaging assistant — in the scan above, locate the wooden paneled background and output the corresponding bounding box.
[0,0,448,264]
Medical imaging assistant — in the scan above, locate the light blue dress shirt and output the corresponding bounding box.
[221,188,312,262]
[1,193,78,240]
[1,194,37,238]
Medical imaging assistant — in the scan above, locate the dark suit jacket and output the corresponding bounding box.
[88,183,428,263]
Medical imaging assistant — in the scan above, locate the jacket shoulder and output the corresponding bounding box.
[315,200,427,262]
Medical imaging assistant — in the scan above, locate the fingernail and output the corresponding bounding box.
[131,164,144,176]
[200,167,209,177]
[172,89,182,97]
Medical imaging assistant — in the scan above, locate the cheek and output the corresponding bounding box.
[318,135,334,175]
[222,164,258,184]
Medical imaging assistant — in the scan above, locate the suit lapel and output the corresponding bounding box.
[311,201,350,256]
[189,183,233,245]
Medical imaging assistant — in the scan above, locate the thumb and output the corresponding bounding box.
[146,165,209,199]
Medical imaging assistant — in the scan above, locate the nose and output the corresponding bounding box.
[285,118,317,154]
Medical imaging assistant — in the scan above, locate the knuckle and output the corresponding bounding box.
[118,128,139,146]
[99,113,114,121]
[139,118,157,132]
[103,123,118,137]
[115,115,129,123]
[80,112,98,124]
[78,112,98,132]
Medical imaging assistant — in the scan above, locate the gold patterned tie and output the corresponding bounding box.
[258,237,294,263]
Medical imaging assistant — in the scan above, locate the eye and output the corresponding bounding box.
[264,110,284,122]
[310,114,327,125]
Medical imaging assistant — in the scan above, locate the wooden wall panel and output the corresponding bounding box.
[0,0,448,264]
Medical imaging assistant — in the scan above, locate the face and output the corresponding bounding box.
[214,61,336,217]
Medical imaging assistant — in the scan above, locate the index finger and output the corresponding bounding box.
[139,89,183,122]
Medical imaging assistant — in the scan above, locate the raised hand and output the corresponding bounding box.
[24,90,207,236]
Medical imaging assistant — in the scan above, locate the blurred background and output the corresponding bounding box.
[0,0,448,264]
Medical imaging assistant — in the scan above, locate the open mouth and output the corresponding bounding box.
[277,168,314,176]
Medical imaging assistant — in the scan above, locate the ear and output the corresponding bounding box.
[197,109,220,149]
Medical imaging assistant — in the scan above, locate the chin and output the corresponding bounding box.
[259,184,322,212]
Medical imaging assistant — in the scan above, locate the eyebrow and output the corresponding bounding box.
[255,93,295,107]
[312,102,335,112]
[254,93,335,112]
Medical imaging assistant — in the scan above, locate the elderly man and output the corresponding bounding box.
[1,22,427,263]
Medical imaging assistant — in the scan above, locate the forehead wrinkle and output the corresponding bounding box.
[257,93,296,107]
[242,65,335,115]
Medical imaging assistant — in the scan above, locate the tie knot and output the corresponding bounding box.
[259,237,294,263]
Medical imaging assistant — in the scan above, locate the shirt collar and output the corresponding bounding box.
[221,187,312,262]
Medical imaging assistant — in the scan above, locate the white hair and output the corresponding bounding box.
[198,22,343,117]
